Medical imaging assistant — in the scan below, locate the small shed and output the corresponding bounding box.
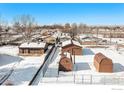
[94,53,113,73]
[19,42,47,56]
[61,40,82,55]
[59,52,73,71]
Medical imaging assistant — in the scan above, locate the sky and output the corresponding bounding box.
[0,3,124,25]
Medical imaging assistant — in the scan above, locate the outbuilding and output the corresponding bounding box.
[61,40,82,55]
[19,42,47,56]
[80,36,97,45]
[59,52,73,71]
[94,52,113,73]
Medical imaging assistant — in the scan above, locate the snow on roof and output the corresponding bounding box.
[19,42,46,48]
[62,40,82,47]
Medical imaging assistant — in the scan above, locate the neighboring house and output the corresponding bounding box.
[59,52,73,71]
[45,36,56,44]
[79,36,98,45]
[94,52,113,73]
[103,32,124,38]
[19,42,47,56]
[61,40,82,55]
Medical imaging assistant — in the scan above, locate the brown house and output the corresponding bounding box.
[19,42,47,56]
[94,53,113,73]
[81,41,97,45]
[80,36,97,45]
[61,40,82,55]
[59,52,73,71]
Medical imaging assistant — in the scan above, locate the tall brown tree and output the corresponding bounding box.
[13,14,36,42]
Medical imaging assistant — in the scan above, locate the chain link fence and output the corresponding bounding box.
[40,74,124,85]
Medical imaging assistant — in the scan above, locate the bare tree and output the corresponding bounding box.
[13,14,36,42]
[109,26,113,45]
[64,23,71,33]
[78,23,87,34]
[70,23,78,40]
[0,15,9,44]
[0,15,2,44]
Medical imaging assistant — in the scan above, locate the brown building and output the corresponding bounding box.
[94,53,113,73]
[81,41,97,45]
[80,36,97,45]
[61,40,82,55]
[59,52,73,71]
[103,32,124,38]
[19,42,47,56]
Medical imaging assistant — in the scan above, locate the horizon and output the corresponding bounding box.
[0,3,124,25]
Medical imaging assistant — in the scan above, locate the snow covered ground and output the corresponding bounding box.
[3,56,45,85]
[0,45,46,85]
[39,47,124,85]
[0,45,19,56]
[38,47,61,85]
[1,43,124,85]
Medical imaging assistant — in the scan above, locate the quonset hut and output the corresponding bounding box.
[59,52,73,71]
[94,53,113,73]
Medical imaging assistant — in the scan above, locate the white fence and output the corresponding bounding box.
[40,74,124,85]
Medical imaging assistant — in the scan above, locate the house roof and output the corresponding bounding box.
[19,42,46,49]
[62,40,82,47]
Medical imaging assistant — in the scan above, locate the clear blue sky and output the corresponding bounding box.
[0,3,124,25]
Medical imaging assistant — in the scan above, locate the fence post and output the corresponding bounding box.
[57,75,58,83]
[82,75,83,84]
[90,75,92,84]
[104,76,105,85]
[118,77,120,85]
[74,74,75,84]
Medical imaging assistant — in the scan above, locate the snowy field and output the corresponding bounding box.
[39,46,124,85]
[0,45,46,85]
[1,44,124,85]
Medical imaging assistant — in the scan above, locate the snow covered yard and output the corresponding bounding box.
[0,45,46,85]
[4,56,45,85]
[40,47,124,85]
[0,45,19,56]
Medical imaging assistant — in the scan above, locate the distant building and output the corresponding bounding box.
[61,40,82,55]
[59,52,73,71]
[94,53,113,73]
[19,42,47,56]
[103,33,124,38]
[80,36,97,45]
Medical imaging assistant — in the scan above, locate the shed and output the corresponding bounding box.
[61,40,82,55]
[19,42,47,56]
[59,52,73,71]
[94,53,113,73]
